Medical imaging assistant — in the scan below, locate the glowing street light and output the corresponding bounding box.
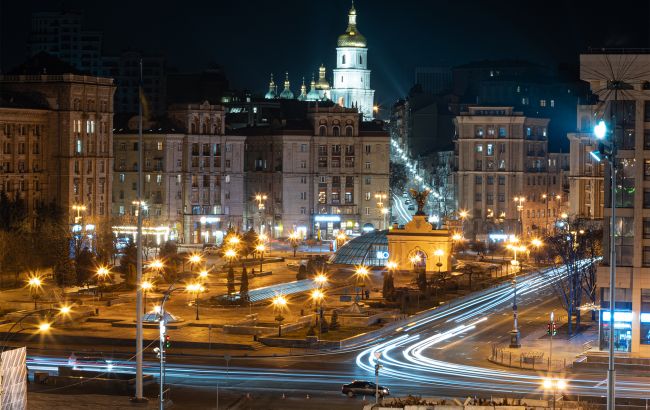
[513,196,526,237]
[141,281,153,314]
[256,243,266,273]
[311,288,326,338]
[186,283,205,320]
[386,261,398,271]
[188,253,203,265]
[355,266,369,301]
[506,241,527,349]
[58,305,72,315]
[27,276,43,310]
[224,248,237,267]
[37,322,51,333]
[594,120,607,140]
[288,231,300,257]
[148,259,164,270]
[96,266,111,298]
[198,270,209,280]
[542,377,567,410]
[272,295,288,336]
[314,273,328,288]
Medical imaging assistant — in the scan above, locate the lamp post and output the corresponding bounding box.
[592,117,617,410]
[272,295,287,336]
[375,192,388,230]
[506,240,527,348]
[458,210,469,235]
[513,196,526,237]
[355,266,368,301]
[288,232,300,257]
[27,276,42,310]
[224,249,237,269]
[256,244,265,273]
[255,193,268,234]
[141,281,153,314]
[311,289,325,339]
[434,248,444,275]
[187,283,204,320]
[71,204,86,224]
[542,377,567,410]
[96,266,111,298]
[451,232,464,255]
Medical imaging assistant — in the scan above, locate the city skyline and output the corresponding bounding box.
[2,0,649,108]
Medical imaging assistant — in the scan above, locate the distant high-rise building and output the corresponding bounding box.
[102,51,167,118]
[453,106,558,239]
[414,66,452,95]
[28,11,103,75]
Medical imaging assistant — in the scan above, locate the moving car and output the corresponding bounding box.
[341,380,390,398]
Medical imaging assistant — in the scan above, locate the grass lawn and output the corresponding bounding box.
[279,324,383,341]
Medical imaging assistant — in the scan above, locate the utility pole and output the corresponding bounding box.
[133,58,145,403]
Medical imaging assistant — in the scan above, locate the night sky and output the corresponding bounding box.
[1,0,649,107]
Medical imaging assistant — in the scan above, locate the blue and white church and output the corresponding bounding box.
[264,3,375,120]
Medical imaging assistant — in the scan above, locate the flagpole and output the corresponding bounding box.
[134,58,145,402]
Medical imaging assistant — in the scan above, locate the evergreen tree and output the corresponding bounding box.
[240,267,249,302]
[296,264,308,280]
[329,310,340,330]
[242,228,258,259]
[227,266,236,295]
[75,247,96,286]
[417,271,427,293]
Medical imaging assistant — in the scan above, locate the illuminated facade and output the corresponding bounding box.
[454,106,552,240]
[580,53,650,355]
[238,105,389,239]
[112,102,245,245]
[0,72,115,228]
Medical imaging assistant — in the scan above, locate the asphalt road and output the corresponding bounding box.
[29,260,649,406]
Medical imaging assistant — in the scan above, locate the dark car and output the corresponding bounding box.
[341,380,389,398]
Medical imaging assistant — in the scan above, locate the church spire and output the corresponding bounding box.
[307,73,320,101]
[264,73,277,99]
[279,71,294,99]
[298,77,308,101]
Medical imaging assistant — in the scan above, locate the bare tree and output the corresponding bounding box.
[545,218,602,335]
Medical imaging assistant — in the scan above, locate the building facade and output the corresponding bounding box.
[581,53,650,355]
[568,105,605,220]
[0,73,115,227]
[239,105,389,240]
[112,101,245,245]
[454,106,551,240]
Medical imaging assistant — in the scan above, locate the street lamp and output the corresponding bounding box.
[186,283,205,320]
[148,259,164,271]
[506,240,527,348]
[72,204,87,224]
[96,266,111,298]
[198,269,209,281]
[451,232,464,255]
[354,266,369,301]
[255,193,268,234]
[256,243,265,273]
[314,273,328,289]
[311,289,325,339]
[542,377,567,410]
[272,295,287,336]
[141,281,153,314]
[27,276,42,310]
[513,196,526,237]
[188,253,203,266]
[288,232,300,257]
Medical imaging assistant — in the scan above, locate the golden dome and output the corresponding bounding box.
[337,4,366,48]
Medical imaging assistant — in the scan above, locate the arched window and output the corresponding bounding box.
[319,126,326,136]
[342,55,346,64]
[333,126,340,137]
[345,126,353,137]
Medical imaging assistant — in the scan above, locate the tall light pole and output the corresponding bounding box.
[27,276,42,310]
[272,295,287,336]
[355,266,369,301]
[256,243,265,273]
[506,240,527,348]
[593,117,616,410]
[255,193,268,234]
[513,196,525,237]
[187,283,204,320]
[542,377,566,410]
[134,59,145,403]
[310,289,325,339]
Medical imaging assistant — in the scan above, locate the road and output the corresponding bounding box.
[29,259,650,404]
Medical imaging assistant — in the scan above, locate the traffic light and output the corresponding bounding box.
[165,335,171,349]
[547,323,551,335]
[552,322,557,336]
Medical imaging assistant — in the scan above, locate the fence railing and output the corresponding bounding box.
[490,344,567,372]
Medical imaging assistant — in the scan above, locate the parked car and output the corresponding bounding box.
[341,380,389,398]
[203,244,219,254]
[407,205,415,211]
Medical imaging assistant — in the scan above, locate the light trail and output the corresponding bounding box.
[354,259,650,398]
